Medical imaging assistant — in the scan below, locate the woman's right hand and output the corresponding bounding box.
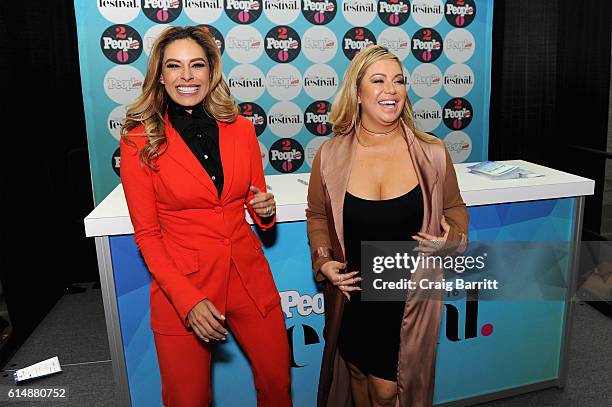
[320,261,362,300]
[187,299,229,342]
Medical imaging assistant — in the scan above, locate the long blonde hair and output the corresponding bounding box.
[121,26,238,169]
[329,45,437,143]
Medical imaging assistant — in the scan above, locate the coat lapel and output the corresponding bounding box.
[402,123,439,234]
[321,133,357,259]
[218,120,235,203]
[165,116,219,199]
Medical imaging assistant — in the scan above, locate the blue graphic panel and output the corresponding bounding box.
[433,198,575,403]
[109,197,575,406]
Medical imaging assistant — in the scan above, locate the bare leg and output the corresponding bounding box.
[367,374,397,407]
[346,361,370,407]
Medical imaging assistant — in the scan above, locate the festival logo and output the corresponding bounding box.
[411,28,443,63]
[444,0,476,28]
[103,65,144,105]
[200,25,225,55]
[225,0,263,24]
[302,0,337,25]
[183,0,223,24]
[305,136,330,167]
[444,28,474,63]
[403,66,411,90]
[112,148,121,176]
[342,0,377,26]
[239,102,267,136]
[100,25,142,64]
[445,289,493,341]
[142,0,182,23]
[443,63,474,97]
[225,25,263,63]
[304,101,332,136]
[411,0,443,27]
[266,64,302,101]
[227,64,266,101]
[443,130,472,162]
[107,105,129,141]
[378,0,410,26]
[412,98,442,132]
[143,24,170,56]
[377,27,410,61]
[263,0,300,24]
[443,97,472,130]
[302,26,338,63]
[268,101,304,138]
[342,27,376,60]
[303,64,338,100]
[98,0,140,24]
[410,63,442,98]
[265,26,301,63]
[269,139,305,173]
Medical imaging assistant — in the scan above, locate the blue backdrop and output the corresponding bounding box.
[75,0,494,204]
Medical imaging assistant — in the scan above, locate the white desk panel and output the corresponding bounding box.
[85,161,594,237]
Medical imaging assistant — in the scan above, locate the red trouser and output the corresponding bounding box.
[153,266,292,407]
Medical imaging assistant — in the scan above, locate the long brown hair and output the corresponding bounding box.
[328,45,437,143]
[121,26,238,169]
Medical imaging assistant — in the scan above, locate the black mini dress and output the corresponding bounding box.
[337,186,424,381]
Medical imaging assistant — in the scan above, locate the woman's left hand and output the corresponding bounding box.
[412,216,450,254]
[249,185,276,217]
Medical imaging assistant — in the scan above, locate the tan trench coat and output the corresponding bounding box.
[306,124,469,407]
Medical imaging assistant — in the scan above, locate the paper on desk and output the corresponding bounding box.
[468,161,544,180]
[13,356,62,383]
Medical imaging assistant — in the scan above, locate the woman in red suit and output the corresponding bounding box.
[120,26,291,407]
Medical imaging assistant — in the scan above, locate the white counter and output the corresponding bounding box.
[85,160,594,237]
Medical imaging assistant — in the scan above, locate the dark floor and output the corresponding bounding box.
[0,284,116,407]
[0,285,610,407]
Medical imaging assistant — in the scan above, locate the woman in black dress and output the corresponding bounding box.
[306,45,469,407]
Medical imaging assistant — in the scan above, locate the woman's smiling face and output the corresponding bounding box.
[160,38,211,108]
[358,59,407,131]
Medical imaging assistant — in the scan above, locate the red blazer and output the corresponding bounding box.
[120,114,279,334]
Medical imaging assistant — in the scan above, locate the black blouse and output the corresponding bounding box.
[168,102,273,223]
[168,101,223,198]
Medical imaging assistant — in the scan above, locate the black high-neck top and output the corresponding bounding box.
[168,101,223,197]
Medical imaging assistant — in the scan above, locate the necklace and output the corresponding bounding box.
[356,121,401,147]
[360,121,399,136]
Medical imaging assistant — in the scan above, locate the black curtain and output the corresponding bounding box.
[555,0,611,237]
[489,0,611,236]
[0,2,97,364]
